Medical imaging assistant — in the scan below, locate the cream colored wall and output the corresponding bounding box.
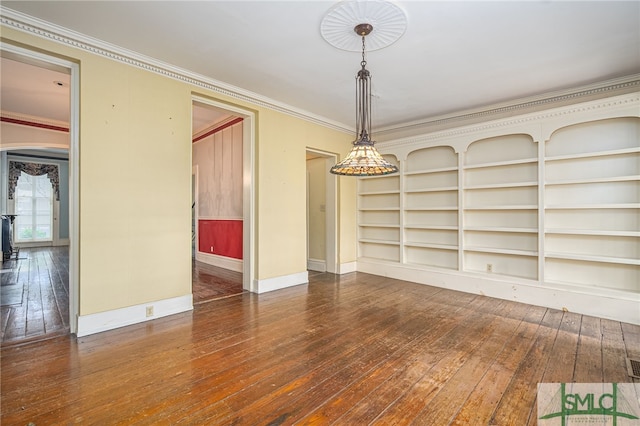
[257,109,356,279]
[80,57,193,313]
[2,26,357,316]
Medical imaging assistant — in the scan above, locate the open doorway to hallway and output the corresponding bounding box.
[191,101,245,303]
[1,45,79,341]
[306,149,338,274]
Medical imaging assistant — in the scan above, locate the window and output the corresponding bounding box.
[14,172,53,242]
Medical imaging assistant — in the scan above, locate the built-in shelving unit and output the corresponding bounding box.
[355,94,640,324]
[462,135,539,280]
[358,156,401,262]
[403,146,459,270]
[543,117,639,293]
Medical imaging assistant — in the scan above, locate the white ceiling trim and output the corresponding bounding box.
[1,110,69,129]
[378,92,640,152]
[1,5,639,140]
[376,75,640,138]
[0,6,353,134]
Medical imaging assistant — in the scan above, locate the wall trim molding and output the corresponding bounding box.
[1,111,69,132]
[254,271,308,294]
[307,258,326,272]
[376,76,640,139]
[357,260,640,325]
[193,117,243,143]
[338,261,357,274]
[76,294,193,337]
[195,251,243,273]
[378,92,640,154]
[0,7,352,134]
[2,6,638,138]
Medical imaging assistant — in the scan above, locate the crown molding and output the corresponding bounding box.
[193,117,244,143]
[0,6,353,134]
[375,74,640,141]
[376,75,640,140]
[2,6,638,141]
[1,110,69,131]
[378,92,640,151]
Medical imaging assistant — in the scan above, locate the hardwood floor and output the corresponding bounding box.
[1,272,638,425]
[192,260,244,304]
[1,249,243,344]
[0,247,69,344]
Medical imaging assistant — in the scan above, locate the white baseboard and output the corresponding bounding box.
[338,261,357,274]
[254,271,308,294]
[196,251,243,272]
[76,294,193,337]
[307,258,326,272]
[357,260,640,325]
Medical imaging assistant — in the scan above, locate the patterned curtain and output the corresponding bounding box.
[8,161,60,201]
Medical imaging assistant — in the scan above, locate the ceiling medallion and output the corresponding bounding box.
[326,1,404,176]
[320,0,407,52]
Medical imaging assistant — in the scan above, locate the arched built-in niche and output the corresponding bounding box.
[462,134,539,280]
[403,146,459,270]
[543,117,640,293]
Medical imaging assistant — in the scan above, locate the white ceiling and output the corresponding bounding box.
[1,1,639,133]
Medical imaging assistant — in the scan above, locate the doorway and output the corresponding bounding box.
[306,149,338,274]
[0,43,79,338]
[191,97,254,300]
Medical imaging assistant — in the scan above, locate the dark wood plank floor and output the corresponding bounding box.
[0,247,70,344]
[1,249,243,344]
[192,260,244,304]
[1,271,638,425]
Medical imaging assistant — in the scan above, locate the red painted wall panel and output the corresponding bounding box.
[198,220,243,259]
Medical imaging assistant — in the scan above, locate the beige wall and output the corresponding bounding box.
[1,26,356,316]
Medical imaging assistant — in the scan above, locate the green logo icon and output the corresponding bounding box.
[538,383,640,425]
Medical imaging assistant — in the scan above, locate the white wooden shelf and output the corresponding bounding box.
[405,187,458,193]
[545,203,640,210]
[545,147,640,162]
[545,252,640,266]
[405,242,458,250]
[359,223,401,228]
[358,207,401,211]
[465,182,537,190]
[464,157,537,169]
[464,205,538,210]
[359,239,400,246]
[464,246,538,256]
[545,175,640,186]
[404,166,458,175]
[405,206,458,211]
[405,225,458,230]
[545,228,640,237]
[464,226,538,233]
[359,190,401,195]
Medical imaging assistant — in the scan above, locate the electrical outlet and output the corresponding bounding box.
[486,263,493,273]
[146,306,154,317]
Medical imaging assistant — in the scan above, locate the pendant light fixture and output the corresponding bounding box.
[321,0,407,176]
[330,24,398,176]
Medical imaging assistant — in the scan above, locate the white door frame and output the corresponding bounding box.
[1,42,80,334]
[191,165,199,258]
[306,148,338,274]
[191,95,255,292]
